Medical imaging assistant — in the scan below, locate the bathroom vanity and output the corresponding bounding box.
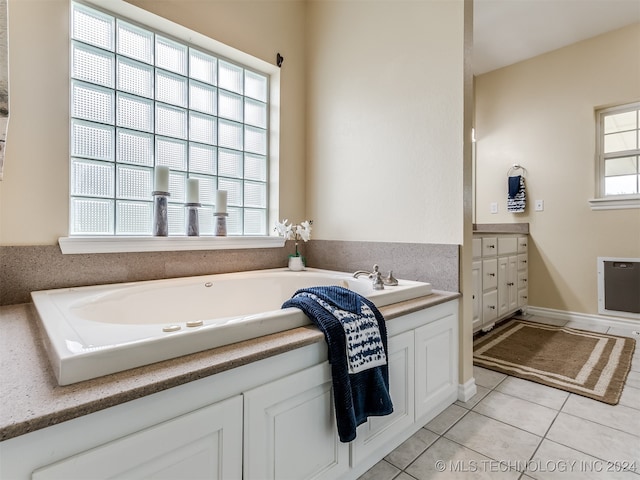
[0,293,459,480]
[472,227,529,333]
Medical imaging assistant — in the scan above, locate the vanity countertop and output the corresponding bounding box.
[473,223,529,234]
[0,290,460,441]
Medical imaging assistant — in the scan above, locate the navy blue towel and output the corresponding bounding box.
[282,286,393,443]
[508,175,521,199]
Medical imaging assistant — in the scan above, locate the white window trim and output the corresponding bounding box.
[59,236,284,254]
[65,0,282,253]
[590,102,640,211]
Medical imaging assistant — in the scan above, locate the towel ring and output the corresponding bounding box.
[507,164,526,177]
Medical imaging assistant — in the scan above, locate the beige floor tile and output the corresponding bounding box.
[625,370,640,389]
[424,404,468,435]
[618,385,640,410]
[455,384,491,409]
[406,437,520,480]
[473,366,507,389]
[530,439,637,479]
[394,473,418,480]
[561,394,640,437]
[546,413,640,466]
[358,460,401,480]
[444,411,541,464]
[473,391,558,436]
[495,377,569,410]
[384,429,438,470]
[607,327,640,339]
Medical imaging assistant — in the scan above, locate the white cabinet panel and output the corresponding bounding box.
[498,237,517,255]
[482,290,498,324]
[482,258,498,290]
[517,236,528,253]
[518,253,528,270]
[471,260,482,331]
[415,308,458,421]
[32,396,243,480]
[472,238,482,258]
[353,331,415,465]
[243,362,349,480]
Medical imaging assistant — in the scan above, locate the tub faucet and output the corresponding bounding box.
[353,264,398,290]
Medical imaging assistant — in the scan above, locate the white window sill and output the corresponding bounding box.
[588,196,640,211]
[59,236,285,254]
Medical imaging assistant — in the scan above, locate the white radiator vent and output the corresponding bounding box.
[597,257,640,320]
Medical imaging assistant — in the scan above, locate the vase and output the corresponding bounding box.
[288,255,305,271]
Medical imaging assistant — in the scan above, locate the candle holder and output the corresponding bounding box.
[214,212,228,236]
[185,203,201,237]
[152,191,170,236]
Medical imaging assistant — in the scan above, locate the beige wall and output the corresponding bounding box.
[305,0,466,245]
[0,0,307,245]
[475,23,640,316]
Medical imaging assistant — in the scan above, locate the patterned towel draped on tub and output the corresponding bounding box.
[508,175,526,213]
[282,285,393,442]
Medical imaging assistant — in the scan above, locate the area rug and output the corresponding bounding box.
[473,320,636,405]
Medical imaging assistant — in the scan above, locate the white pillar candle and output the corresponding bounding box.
[186,178,199,204]
[215,190,227,213]
[154,166,169,193]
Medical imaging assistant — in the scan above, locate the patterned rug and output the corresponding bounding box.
[473,319,636,404]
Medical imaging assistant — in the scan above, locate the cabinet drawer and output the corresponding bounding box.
[517,271,528,290]
[472,238,482,258]
[481,237,497,257]
[518,288,528,307]
[498,237,517,255]
[517,237,528,253]
[517,254,528,270]
[482,259,498,290]
[482,290,498,323]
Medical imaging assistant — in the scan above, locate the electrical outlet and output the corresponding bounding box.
[490,202,498,214]
[535,200,544,211]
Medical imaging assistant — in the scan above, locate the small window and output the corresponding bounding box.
[70,2,271,236]
[596,102,640,197]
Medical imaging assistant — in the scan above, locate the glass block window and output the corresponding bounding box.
[597,102,640,197]
[70,2,269,235]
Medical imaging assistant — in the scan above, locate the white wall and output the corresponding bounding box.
[306,0,466,245]
[475,23,640,316]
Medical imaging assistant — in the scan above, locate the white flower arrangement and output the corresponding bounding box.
[274,219,313,257]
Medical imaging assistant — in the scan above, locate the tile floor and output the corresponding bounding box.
[358,315,640,479]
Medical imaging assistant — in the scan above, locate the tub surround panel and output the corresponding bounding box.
[0,292,460,441]
[307,240,459,293]
[0,240,459,306]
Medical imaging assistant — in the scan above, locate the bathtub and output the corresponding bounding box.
[31,268,433,385]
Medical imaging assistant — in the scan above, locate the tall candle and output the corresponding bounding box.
[154,166,169,193]
[215,190,227,213]
[186,178,199,204]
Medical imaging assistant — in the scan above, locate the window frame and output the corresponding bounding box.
[60,0,282,253]
[590,101,640,210]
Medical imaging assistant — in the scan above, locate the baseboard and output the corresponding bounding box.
[458,378,477,402]
[525,305,640,330]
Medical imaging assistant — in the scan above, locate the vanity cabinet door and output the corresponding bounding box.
[243,362,349,480]
[472,260,482,332]
[32,395,243,480]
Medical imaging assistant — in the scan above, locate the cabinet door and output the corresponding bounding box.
[517,236,528,253]
[482,290,498,325]
[518,253,528,270]
[415,308,458,421]
[497,256,509,317]
[243,362,349,480]
[498,237,517,255]
[352,331,415,465]
[518,288,528,308]
[32,396,243,480]
[472,260,482,331]
[472,238,482,258]
[482,258,498,290]
[508,255,519,312]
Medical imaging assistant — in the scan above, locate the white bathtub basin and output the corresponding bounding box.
[31,268,432,385]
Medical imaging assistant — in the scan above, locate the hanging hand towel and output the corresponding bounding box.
[507,175,526,213]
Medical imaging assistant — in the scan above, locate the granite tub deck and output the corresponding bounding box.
[0,291,459,441]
